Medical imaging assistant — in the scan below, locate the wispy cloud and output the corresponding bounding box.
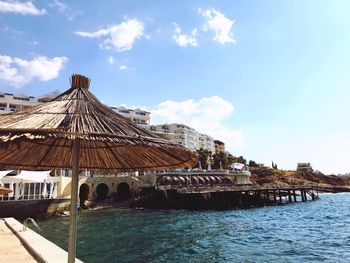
[0,1,46,15]
[0,55,67,87]
[50,0,66,12]
[49,0,77,21]
[2,26,23,34]
[27,40,39,46]
[107,56,114,65]
[172,23,198,47]
[199,8,235,44]
[151,96,245,149]
[75,18,144,52]
[119,65,129,71]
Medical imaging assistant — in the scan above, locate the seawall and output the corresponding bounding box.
[0,199,70,219]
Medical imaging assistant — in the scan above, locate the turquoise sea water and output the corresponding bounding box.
[38,193,350,263]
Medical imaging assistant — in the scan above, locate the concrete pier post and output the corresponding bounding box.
[301,190,306,202]
[278,190,282,204]
[288,190,292,203]
[293,190,297,202]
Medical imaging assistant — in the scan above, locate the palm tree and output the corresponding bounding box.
[195,148,212,169]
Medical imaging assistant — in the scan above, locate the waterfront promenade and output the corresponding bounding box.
[0,218,83,263]
[0,219,36,262]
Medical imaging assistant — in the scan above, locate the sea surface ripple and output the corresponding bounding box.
[38,193,350,263]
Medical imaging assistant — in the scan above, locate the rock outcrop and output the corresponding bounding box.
[250,167,350,192]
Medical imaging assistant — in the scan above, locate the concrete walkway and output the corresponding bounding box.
[1,217,84,263]
[0,219,37,263]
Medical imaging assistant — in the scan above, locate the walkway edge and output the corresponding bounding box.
[3,217,84,263]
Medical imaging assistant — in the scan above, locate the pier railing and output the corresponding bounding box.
[155,183,349,193]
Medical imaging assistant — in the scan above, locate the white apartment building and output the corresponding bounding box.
[0,92,41,114]
[0,91,59,114]
[0,92,151,130]
[150,123,215,153]
[111,106,151,130]
[198,133,215,152]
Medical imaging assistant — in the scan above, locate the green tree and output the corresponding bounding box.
[226,153,234,166]
[249,160,258,167]
[195,148,212,169]
[232,155,247,165]
[212,151,226,169]
[212,152,243,169]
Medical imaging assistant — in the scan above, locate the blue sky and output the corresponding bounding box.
[0,0,349,174]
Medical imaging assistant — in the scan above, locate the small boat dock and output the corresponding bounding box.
[135,169,319,209]
[136,184,319,209]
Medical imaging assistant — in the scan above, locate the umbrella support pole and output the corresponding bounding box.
[68,139,80,263]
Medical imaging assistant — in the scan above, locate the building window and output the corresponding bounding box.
[13,97,30,101]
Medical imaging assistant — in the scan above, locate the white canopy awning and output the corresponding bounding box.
[0,170,13,180]
[232,163,245,170]
[10,170,52,183]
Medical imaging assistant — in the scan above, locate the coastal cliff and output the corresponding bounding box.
[250,167,350,192]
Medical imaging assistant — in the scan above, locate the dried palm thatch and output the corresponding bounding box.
[0,74,197,171]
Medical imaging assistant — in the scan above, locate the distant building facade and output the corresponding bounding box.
[0,92,40,114]
[150,123,215,152]
[214,140,225,154]
[111,106,151,130]
[0,91,60,114]
[0,91,221,152]
[0,92,151,130]
[297,162,313,172]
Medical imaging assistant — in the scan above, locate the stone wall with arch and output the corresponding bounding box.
[78,175,140,203]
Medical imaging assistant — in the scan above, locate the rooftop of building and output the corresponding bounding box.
[111,105,150,114]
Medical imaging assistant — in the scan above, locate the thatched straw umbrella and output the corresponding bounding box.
[0,74,197,263]
[0,186,12,195]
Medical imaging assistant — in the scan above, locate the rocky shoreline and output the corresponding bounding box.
[250,167,350,193]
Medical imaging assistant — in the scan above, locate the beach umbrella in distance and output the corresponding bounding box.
[0,186,12,195]
[0,74,197,263]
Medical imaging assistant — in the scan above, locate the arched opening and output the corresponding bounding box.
[96,183,109,201]
[117,182,131,200]
[79,183,89,207]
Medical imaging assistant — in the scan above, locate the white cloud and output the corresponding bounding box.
[107,56,114,65]
[0,55,67,87]
[0,1,46,15]
[2,26,23,34]
[50,0,66,12]
[119,65,129,71]
[75,19,144,51]
[199,8,235,44]
[49,0,76,21]
[151,96,245,149]
[27,40,39,45]
[172,23,198,47]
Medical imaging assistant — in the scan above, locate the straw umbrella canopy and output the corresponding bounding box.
[0,74,197,263]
